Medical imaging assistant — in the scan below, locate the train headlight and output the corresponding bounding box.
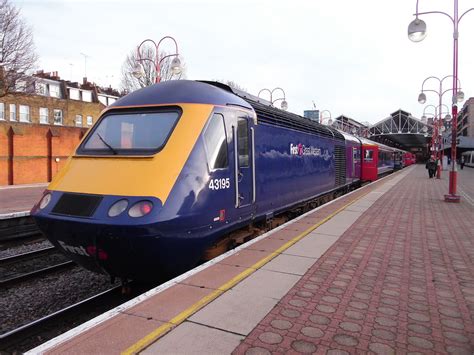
[39,193,52,210]
[108,199,129,217]
[129,201,153,218]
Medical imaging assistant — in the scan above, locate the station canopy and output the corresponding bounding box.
[368,109,432,149]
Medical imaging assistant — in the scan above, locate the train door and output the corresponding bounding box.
[361,145,378,181]
[352,147,359,179]
[232,114,255,209]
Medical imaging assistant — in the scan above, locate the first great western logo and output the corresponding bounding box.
[289,143,322,157]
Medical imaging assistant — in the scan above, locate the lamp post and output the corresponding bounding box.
[408,0,473,202]
[421,104,451,174]
[133,36,182,84]
[258,87,288,110]
[418,75,463,179]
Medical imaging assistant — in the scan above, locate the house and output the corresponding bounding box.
[0,70,121,185]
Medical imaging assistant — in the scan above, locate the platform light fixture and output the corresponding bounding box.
[407,18,427,42]
[258,87,288,110]
[408,0,474,202]
[134,36,182,84]
[418,74,464,180]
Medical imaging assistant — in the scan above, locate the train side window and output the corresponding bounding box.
[237,118,249,167]
[353,147,360,161]
[203,113,228,170]
[364,149,373,161]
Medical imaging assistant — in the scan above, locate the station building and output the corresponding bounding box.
[0,70,121,185]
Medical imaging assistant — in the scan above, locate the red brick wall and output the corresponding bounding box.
[0,122,87,185]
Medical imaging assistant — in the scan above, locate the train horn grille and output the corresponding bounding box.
[334,145,346,187]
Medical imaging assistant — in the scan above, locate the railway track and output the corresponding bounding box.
[0,216,46,251]
[0,284,138,353]
[0,247,75,287]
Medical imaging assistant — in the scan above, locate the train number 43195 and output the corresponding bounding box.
[209,178,230,190]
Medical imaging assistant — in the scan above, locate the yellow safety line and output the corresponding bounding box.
[123,189,370,355]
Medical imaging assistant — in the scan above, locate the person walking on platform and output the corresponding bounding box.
[460,156,465,170]
[425,156,437,178]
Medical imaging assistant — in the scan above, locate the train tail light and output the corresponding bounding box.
[129,201,153,217]
[86,246,108,260]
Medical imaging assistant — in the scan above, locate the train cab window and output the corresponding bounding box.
[237,118,249,167]
[364,149,374,161]
[78,108,181,155]
[203,113,228,170]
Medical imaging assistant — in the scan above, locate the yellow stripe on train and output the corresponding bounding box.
[47,103,213,203]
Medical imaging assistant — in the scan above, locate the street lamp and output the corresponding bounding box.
[134,36,182,84]
[418,75,463,179]
[258,87,288,110]
[408,0,474,202]
[320,110,332,126]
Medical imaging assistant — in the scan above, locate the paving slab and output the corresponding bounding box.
[231,268,300,299]
[261,253,316,276]
[179,263,248,290]
[307,210,362,237]
[189,289,278,335]
[124,283,213,322]
[283,233,339,259]
[143,321,243,355]
[47,313,164,354]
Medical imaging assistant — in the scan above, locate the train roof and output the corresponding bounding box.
[111,80,343,141]
[336,130,361,144]
[203,81,344,141]
[110,80,253,110]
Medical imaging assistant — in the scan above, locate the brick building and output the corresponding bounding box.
[0,71,121,185]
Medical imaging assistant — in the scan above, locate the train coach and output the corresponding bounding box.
[31,80,399,283]
[462,150,474,168]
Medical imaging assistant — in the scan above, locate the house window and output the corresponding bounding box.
[36,82,47,95]
[98,96,107,105]
[9,104,16,121]
[82,91,92,102]
[39,107,49,124]
[69,88,80,100]
[0,103,4,120]
[54,109,63,125]
[86,115,93,126]
[75,114,82,127]
[19,105,30,122]
[49,84,60,98]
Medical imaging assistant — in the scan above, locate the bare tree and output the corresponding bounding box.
[120,44,186,93]
[0,0,38,96]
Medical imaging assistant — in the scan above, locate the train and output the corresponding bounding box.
[31,80,409,282]
[462,150,474,168]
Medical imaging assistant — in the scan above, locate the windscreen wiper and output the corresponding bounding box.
[97,133,118,155]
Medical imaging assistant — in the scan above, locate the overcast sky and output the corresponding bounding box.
[12,0,474,124]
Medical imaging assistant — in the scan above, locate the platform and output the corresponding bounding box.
[0,184,46,219]
[28,165,474,354]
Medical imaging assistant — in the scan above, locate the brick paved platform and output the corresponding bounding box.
[234,165,474,354]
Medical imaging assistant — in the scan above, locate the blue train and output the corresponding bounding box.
[31,80,401,282]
